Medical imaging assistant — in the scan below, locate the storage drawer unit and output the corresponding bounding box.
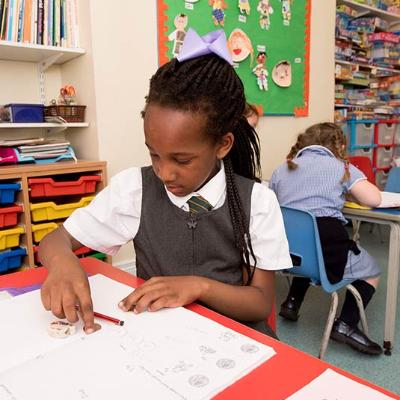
[30,196,94,222]
[29,176,101,198]
[375,147,393,169]
[376,122,396,145]
[0,227,24,250]
[31,222,59,243]
[0,183,21,205]
[0,205,23,228]
[0,247,27,273]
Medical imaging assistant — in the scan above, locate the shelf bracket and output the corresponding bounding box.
[37,54,64,105]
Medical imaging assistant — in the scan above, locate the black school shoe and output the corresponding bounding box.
[330,319,382,355]
[279,296,302,321]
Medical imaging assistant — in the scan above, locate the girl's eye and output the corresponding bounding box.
[150,153,159,159]
[176,159,191,165]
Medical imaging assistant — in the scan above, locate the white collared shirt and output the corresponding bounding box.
[64,164,292,270]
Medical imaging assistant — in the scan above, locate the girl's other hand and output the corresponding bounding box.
[118,276,208,313]
[41,258,101,334]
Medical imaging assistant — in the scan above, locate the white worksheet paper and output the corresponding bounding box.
[0,274,276,400]
[286,368,395,400]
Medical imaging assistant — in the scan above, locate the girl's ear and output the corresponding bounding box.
[216,132,234,160]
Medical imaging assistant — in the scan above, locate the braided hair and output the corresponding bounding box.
[144,54,261,285]
[286,122,350,183]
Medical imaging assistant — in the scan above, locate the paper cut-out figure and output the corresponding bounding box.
[209,0,227,27]
[238,0,251,15]
[168,14,189,57]
[280,0,292,25]
[272,60,292,87]
[252,52,268,91]
[227,28,254,64]
[257,0,273,30]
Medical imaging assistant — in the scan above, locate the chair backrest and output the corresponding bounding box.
[385,167,400,193]
[348,156,375,184]
[280,206,348,294]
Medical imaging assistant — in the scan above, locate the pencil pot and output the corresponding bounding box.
[44,105,86,123]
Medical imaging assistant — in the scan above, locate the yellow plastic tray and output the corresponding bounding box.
[30,196,94,222]
[0,227,24,250]
[32,222,59,243]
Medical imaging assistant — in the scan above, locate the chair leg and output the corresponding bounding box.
[352,219,361,242]
[319,291,339,360]
[346,284,369,336]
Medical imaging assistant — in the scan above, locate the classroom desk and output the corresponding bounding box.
[0,258,398,400]
[343,207,400,356]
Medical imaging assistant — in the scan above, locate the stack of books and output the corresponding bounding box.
[0,137,76,164]
[0,0,79,48]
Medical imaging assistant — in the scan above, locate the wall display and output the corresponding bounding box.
[157,0,311,116]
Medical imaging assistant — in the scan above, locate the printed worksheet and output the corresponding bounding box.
[0,275,276,400]
[286,368,395,400]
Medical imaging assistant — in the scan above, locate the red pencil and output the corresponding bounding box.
[93,311,124,326]
[75,305,124,326]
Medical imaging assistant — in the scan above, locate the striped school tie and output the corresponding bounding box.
[187,195,213,213]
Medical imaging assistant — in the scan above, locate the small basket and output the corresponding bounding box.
[44,105,86,123]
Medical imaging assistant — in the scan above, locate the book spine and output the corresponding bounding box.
[54,0,59,46]
[66,0,72,48]
[31,0,37,44]
[0,0,4,34]
[16,0,23,42]
[22,0,31,42]
[37,0,43,44]
[47,0,52,45]
[12,0,19,42]
[6,0,13,41]
[71,0,78,47]
[59,0,64,46]
[0,0,7,39]
[43,0,47,45]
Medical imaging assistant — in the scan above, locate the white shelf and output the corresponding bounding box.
[0,41,85,64]
[337,0,400,23]
[0,123,89,129]
[335,59,400,74]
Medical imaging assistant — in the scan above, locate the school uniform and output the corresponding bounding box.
[64,162,292,337]
[269,145,381,284]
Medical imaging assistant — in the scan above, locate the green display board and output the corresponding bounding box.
[157,0,311,116]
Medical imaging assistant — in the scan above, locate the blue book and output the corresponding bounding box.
[47,0,53,45]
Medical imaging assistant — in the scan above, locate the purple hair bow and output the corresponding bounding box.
[177,28,233,65]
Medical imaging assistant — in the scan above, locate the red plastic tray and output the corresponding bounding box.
[33,245,92,264]
[0,205,23,228]
[28,176,101,198]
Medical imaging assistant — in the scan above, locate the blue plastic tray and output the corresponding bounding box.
[0,247,27,273]
[4,103,44,123]
[0,183,21,205]
[15,146,76,165]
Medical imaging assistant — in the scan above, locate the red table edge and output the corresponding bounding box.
[1,258,398,400]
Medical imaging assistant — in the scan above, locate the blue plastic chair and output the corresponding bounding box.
[385,167,400,193]
[280,206,368,359]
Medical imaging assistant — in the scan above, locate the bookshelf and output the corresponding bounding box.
[0,1,108,272]
[337,0,400,23]
[0,40,85,64]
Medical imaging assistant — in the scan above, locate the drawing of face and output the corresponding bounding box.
[228,29,252,63]
[256,52,266,65]
[175,14,188,30]
[272,61,292,87]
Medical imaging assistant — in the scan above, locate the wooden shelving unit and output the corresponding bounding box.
[1,160,107,271]
[0,123,89,129]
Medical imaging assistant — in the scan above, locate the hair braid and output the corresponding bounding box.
[145,54,261,285]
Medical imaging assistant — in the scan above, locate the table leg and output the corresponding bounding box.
[383,222,400,355]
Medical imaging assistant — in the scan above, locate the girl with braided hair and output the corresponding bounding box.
[39,29,291,338]
[269,122,383,355]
